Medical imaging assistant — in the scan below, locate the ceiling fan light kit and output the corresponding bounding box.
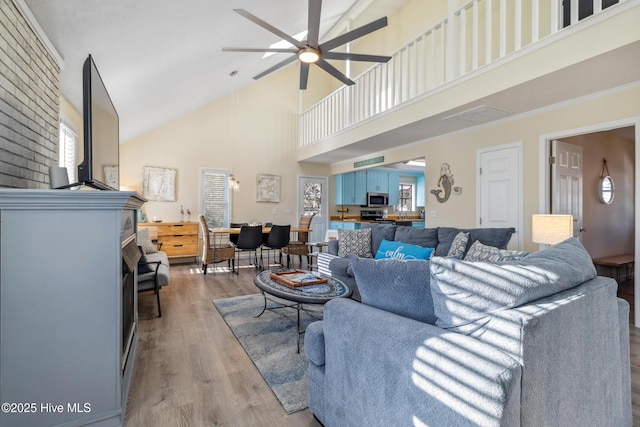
[222,0,391,90]
[298,47,320,64]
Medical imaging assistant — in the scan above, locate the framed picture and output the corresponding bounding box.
[256,174,280,203]
[143,166,176,202]
[103,165,119,190]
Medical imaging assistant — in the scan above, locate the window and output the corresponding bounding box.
[200,168,231,228]
[58,121,77,183]
[398,183,414,211]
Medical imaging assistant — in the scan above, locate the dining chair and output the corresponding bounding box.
[229,222,248,246]
[261,224,290,269]
[198,215,235,275]
[281,213,315,269]
[262,222,273,245]
[233,224,264,273]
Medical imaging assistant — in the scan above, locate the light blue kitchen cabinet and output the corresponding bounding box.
[341,172,357,205]
[366,170,389,193]
[354,171,367,205]
[330,221,360,230]
[335,174,343,205]
[388,172,400,207]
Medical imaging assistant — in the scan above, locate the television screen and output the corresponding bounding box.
[77,54,119,190]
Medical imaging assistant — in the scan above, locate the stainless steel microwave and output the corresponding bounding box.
[367,192,389,207]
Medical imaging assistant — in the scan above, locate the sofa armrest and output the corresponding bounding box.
[319,298,521,427]
[327,239,339,255]
[304,321,325,366]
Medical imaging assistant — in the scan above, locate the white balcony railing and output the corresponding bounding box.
[299,0,627,147]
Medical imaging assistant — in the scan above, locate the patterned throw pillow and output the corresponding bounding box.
[463,240,529,262]
[446,232,469,259]
[338,228,373,258]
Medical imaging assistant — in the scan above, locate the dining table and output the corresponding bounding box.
[208,227,313,259]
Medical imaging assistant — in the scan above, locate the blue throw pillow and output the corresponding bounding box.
[349,255,437,324]
[375,239,434,260]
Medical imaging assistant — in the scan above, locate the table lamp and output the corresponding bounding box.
[532,214,574,245]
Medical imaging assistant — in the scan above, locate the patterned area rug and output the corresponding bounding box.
[213,294,322,414]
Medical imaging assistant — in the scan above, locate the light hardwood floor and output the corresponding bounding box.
[125,263,640,426]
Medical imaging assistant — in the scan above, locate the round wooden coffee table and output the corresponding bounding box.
[253,269,352,352]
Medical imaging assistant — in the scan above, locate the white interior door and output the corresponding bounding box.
[477,143,522,250]
[551,140,583,239]
[298,176,328,243]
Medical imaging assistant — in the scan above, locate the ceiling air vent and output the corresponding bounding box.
[442,105,510,125]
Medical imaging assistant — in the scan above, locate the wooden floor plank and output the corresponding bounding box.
[125,263,640,426]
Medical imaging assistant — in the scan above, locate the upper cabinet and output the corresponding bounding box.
[367,170,389,193]
[388,172,400,205]
[355,171,367,205]
[335,168,425,206]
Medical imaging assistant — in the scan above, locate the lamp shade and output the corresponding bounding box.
[532,214,573,245]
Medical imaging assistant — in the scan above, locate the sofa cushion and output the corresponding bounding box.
[463,240,529,262]
[361,223,397,254]
[436,227,515,256]
[394,226,439,249]
[375,239,434,260]
[430,237,596,333]
[446,231,469,259]
[349,255,437,324]
[338,229,373,258]
[137,245,154,274]
[137,227,157,254]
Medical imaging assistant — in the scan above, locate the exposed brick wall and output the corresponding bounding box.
[0,0,60,188]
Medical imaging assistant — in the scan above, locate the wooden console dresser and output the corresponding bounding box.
[139,222,198,258]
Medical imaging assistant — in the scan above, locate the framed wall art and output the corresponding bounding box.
[256,174,280,203]
[143,166,176,202]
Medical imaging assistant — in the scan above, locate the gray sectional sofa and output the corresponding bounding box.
[305,238,632,426]
[320,223,516,301]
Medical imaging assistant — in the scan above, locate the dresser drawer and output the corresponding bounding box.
[158,235,198,246]
[157,223,198,236]
[163,244,199,257]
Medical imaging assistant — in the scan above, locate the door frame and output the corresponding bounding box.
[476,141,524,250]
[538,116,640,327]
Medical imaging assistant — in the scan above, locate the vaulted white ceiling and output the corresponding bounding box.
[24,0,407,143]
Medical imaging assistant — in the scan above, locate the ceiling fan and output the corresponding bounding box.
[222,0,392,90]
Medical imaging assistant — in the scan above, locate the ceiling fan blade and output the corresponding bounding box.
[253,55,298,80]
[315,59,355,86]
[222,48,298,54]
[320,17,388,52]
[307,0,322,46]
[322,52,391,63]
[300,63,310,90]
[234,9,304,48]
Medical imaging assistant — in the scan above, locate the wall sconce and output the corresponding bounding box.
[532,214,573,245]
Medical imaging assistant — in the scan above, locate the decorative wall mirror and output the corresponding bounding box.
[598,159,615,205]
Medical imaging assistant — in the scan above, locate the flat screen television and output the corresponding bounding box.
[76,54,119,190]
